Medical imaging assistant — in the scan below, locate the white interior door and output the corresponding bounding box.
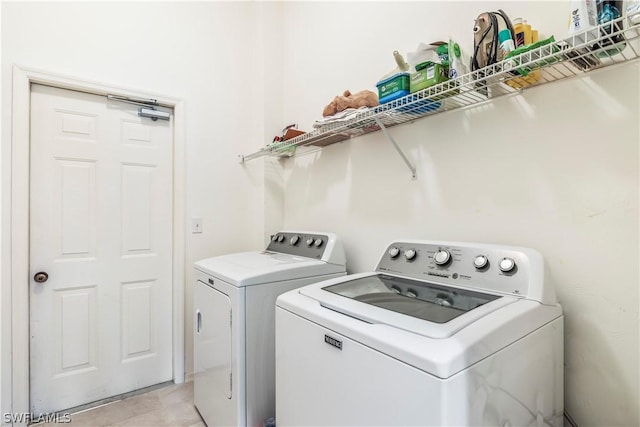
[29,84,173,414]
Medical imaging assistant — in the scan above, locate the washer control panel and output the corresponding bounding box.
[376,241,537,298]
[267,232,329,259]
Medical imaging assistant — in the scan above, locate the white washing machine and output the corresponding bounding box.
[276,240,564,426]
[193,231,346,427]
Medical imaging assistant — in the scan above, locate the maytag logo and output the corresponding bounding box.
[324,334,342,350]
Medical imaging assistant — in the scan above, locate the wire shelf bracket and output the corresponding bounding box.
[373,116,417,180]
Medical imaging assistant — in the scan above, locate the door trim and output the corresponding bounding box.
[9,65,186,417]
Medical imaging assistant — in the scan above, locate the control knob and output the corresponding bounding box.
[388,247,400,259]
[499,257,516,273]
[290,235,300,245]
[404,249,417,261]
[473,255,488,269]
[306,237,314,246]
[314,238,323,248]
[277,234,285,243]
[434,249,451,266]
[271,235,278,242]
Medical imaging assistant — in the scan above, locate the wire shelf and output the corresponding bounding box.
[240,16,640,163]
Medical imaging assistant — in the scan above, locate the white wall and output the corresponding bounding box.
[278,2,639,426]
[0,1,281,413]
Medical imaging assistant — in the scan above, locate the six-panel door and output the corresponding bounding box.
[29,84,173,414]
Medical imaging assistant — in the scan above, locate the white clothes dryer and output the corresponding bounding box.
[276,240,563,427]
[194,231,346,427]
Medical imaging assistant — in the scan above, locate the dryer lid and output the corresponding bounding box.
[194,251,345,287]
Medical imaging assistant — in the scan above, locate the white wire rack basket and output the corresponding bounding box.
[240,16,640,163]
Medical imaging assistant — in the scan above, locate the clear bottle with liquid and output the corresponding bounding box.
[594,0,626,56]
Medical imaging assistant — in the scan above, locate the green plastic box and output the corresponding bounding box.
[410,61,449,93]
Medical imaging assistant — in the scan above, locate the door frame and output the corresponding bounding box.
[9,65,186,416]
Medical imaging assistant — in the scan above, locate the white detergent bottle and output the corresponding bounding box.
[567,0,599,43]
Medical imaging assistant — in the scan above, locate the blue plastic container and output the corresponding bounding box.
[396,97,441,114]
[376,73,410,104]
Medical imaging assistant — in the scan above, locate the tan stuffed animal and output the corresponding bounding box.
[322,90,379,117]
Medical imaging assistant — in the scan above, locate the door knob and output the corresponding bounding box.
[34,272,49,283]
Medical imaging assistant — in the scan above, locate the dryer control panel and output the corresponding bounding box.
[267,232,330,260]
[375,240,552,304]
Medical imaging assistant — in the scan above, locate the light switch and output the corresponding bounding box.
[192,217,203,233]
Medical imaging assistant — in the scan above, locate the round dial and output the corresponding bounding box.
[271,235,278,242]
[314,238,323,248]
[290,235,300,245]
[434,249,451,265]
[388,247,400,259]
[404,249,417,261]
[306,238,314,246]
[277,234,285,243]
[499,257,516,273]
[474,255,488,269]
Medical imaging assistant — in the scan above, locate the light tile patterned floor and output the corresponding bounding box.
[38,382,203,427]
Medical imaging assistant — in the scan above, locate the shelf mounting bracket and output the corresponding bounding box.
[373,117,417,180]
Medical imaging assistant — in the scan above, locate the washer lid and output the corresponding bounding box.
[194,251,345,286]
[299,273,517,339]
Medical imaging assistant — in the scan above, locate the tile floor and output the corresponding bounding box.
[37,382,203,427]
